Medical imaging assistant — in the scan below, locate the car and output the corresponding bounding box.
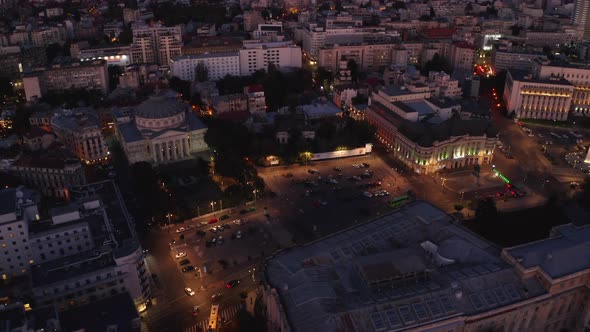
[528,133,535,137]
[179,259,190,266]
[199,221,208,226]
[235,230,242,239]
[211,293,222,302]
[222,223,231,229]
[175,252,187,259]
[205,240,212,247]
[219,214,230,221]
[185,287,195,296]
[175,227,186,233]
[363,192,373,198]
[308,169,320,174]
[191,306,200,316]
[208,218,219,224]
[226,279,241,288]
[333,167,342,172]
[182,266,195,273]
[196,230,206,236]
[362,163,370,168]
[232,219,242,225]
[247,206,256,212]
[538,133,544,138]
[210,227,218,233]
[239,209,248,215]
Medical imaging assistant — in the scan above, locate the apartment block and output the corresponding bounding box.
[170,52,240,81]
[239,40,302,76]
[22,59,108,101]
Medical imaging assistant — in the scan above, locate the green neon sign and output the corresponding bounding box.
[492,168,510,184]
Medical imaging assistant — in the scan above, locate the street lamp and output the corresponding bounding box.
[210,201,215,213]
[166,213,172,226]
[253,190,257,203]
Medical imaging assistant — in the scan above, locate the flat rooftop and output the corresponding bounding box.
[265,201,545,332]
[505,224,590,279]
[60,293,139,332]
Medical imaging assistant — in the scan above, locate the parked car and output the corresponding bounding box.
[184,287,195,296]
[219,214,230,221]
[308,169,320,174]
[208,218,219,224]
[333,167,342,172]
[182,266,195,273]
[175,252,187,259]
[232,219,242,225]
[179,259,190,266]
[363,192,373,198]
[175,227,186,233]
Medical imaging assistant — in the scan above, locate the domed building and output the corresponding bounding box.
[114,89,208,164]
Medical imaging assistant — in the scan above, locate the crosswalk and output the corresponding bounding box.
[184,303,243,332]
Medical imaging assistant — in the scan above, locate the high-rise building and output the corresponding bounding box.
[574,0,590,39]
[130,22,182,67]
[238,40,302,76]
[170,52,240,81]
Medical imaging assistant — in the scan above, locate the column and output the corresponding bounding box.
[183,138,190,156]
[159,142,164,162]
[153,143,159,163]
[172,140,178,160]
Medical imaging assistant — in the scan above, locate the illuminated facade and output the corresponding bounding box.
[532,59,590,116]
[366,89,496,174]
[503,70,573,121]
[51,108,109,164]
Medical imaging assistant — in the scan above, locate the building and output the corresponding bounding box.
[574,0,590,39]
[22,126,55,151]
[243,11,265,32]
[503,70,573,121]
[22,59,109,101]
[317,36,398,72]
[301,25,359,58]
[491,48,545,73]
[449,42,476,72]
[71,43,132,67]
[244,85,266,113]
[239,40,302,76]
[299,100,343,120]
[0,187,40,279]
[51,108,109,164]
[60,293,140,331]
[366,87,495,174]
[263,201,590,332]
[333,84,358,109]
[25,180,151,312]
[10,149,86,199]
[0,46,47,78]
[532,59,590,116]
[170,52,240,81]
[253,21,283,40]
[210,93,248,114]
[182,36,243,56]
[130,22,182,66]
[114,90,208,165]
[30,26,66,47]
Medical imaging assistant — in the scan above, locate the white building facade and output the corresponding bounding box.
[239,40,302,76]
[170,52,240,81]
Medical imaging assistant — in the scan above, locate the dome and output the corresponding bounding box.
[135,92,186,120]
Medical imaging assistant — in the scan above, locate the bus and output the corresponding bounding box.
[389,195,411,208]
[207,304,219,331]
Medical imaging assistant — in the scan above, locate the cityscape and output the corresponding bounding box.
[0,0,590,330]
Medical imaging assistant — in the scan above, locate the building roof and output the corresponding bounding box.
[117,122,145,143]
[60,293,139,332]
[0,189,16,216]
[247,84,265,93]
[265,201,545,332]
[505,224,590,279]
[12,149,78,169]
[187,112,208,130]
[399,117,497,147]
[135,90,187,119]
[24,126,53,139]
[508,69,572,86]
[299,101,343,118]
[173,51,239,61]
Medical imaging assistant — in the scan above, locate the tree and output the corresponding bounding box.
[108,65,123,90]
[347,59,359,84]
[465,2,473,14]
[422,53,451,75]
[195,62,208,82]
[454,204,464,212]
[475,198,498,221]
[430,6,436,18]
[168,76,191,99]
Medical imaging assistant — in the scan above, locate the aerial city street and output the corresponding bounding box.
[1,0,590,330]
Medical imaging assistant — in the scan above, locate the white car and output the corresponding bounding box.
[175,252,187,259]
[185,287,195,296]
[175,227,186,233]
[363,192,373,198]
[232,219,242,225]
[236,231,242,239]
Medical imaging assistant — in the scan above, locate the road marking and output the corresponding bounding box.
[184,303,243,332]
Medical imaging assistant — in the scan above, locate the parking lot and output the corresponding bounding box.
[258,154,414,239]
